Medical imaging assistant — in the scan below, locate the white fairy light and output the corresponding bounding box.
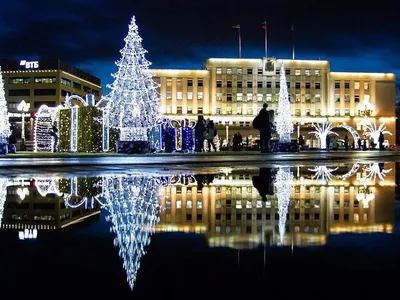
[33,177,62,197]
[361,162,392,183]
[308,166,339,181]
[34,105,54,152]
[275,167,293,245]
[0,67,11,144]
[0,178,7,228]
[309,122,338,149]
[364,121,392,148]
[105,15,161,142]
[276,64,293,143]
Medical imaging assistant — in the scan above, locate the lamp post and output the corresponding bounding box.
[17,100,29,141]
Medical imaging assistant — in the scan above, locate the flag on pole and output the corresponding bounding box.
[232,24,240,29]
[262,21,267,30]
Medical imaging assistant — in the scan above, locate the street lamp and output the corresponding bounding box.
[357,95,375,117]
[17,100,29,141]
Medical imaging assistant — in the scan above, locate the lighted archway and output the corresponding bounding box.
[334,124,360,148]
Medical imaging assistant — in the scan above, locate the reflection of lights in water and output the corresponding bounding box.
[308,166,338,181]
[0,178,6,228]
[101,175,164,290]
[362,163,392,182]
[340,163,360,180]
[356,186,375,208]
[275,167,293,245]
[34,177,63,197]
[18,229,38,240]
[17,187,29,200]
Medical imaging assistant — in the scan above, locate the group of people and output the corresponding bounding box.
[194,116,218,152]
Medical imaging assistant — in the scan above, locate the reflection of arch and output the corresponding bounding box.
[34,177,62,196]
[63,195,106,209]
[339,163,360,180]
[334,124,360,146]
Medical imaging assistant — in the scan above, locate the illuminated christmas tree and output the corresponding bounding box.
[102,175,163,290]
[105,16,161,142]
[276,64,293,143]
[275,167,293,245]
[0,67,11,144]
[0,178,7,228]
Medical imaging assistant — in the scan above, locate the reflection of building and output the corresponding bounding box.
[156,162,396,248]
[152,58,396,146]
[0,59,102,141]
[0,179,101,232]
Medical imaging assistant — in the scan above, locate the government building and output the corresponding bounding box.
[0,59,102,141]
[152,57,396,148]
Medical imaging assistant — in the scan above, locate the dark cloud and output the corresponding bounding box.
[0,0,399,91]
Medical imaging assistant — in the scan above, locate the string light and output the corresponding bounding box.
[34,105,54,152]
[308,166,339,181]
[309,122,338,149]
[0,178,7,228]
[276,64,293,143]
[105,15,161,142]
[0,67,11,145]
[275,167,293,245]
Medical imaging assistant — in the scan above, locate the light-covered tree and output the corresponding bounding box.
[276,64,293,143]
[309,122,338,149]
[0,67,11,144]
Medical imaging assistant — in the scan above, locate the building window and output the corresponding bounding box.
[305,69,311,76]
[305,94,311,103]
[227,68,232,75]
[266,94,272,102]
[295,94,301,102]
[237,81,242,88]
[295,82,300,89]
[216,93,222,101]
[257,81,262,88]
[198,106,203,114]
[315,69,320,76]
[216,108,221,115]
[216,68,222,74]
[187,200,192,209]
[247,81,252,88]
[344,108,350,116]
[295,69,301,75]
[166,106,172,113]
[266,81,272,88]
[335,81,340,89]
[166,92,172,100]
[177,78,182,88]
[364,82,369,90]
[197,92,203,100]
[227,107,232,115]
[285,69,290,75]
[315,94,321,102]
[315,109,321,116]
[344,94,350,102]
[246,93,252,102]
[257,93,263,101]
[177,106,182,114]
[247,68,253,75]
[198,79,203,87]
[306,109,311,116]
[305,82,311,89]
[83,86,91,93]
[33,101,56,108]
[236,93,243,101]
[177,92,183,100]
[247,108,253,115]
[335,109,340,116]
[187,107,192,114]
[355,81,360,89]
[8,89,30,96]
[187,79,193,87]
[354,94,360,102]
[227,81,232,88]
[8,77,30,84]
[187,92,193,100]
[344,81,350,89]
[34,89,56,96]
[335,94,340,102]
[34,77,56,84]
[61,77,71,86]
[8,102,17,109]
[216,80,222,88]
[257,68,263,75]
[237,68,242,74]
[295,109,301,116]
[315,82,321,89]
[236,107,242,114]
[227,94,232,101]
[73,82,82,90]
[275,82,280,89]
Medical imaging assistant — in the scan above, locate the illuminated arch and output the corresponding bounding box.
[338,163,360,180]
[334,124,360,147]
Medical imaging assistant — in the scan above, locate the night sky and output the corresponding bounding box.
[0,0,398,93]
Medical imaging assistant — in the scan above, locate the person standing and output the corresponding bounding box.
[194,115,206,152]
[298,135,304,150]
[204,120,217,152]
[253,103,271,153]
[379,132,384,150]
[51,122,59,152]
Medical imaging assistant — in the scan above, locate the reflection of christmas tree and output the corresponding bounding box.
[0,67,11,143]
[275,167,293,245]
[0,178,7,228]
[105,16,161,142]
[102,175,163,290]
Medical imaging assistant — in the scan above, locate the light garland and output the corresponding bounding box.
[34,105,54,152]
[275,167,293,245]
[0,67,11,144]
[309,122,338,149]
[276,64,293,143]
[105,15,161,142]
[0,178,7,228]
[364,121,392,148]
[308,166,339,182]
[33,177,63,196]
